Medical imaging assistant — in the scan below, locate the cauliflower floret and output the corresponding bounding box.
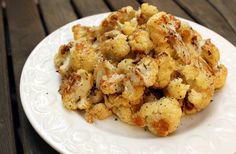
[117,59,135,73]
[118,59,144,86]
[165,78,190,99]
[72,24,96,42]
[104,94,130,109]
[178,64,199,81]
[138,3,158,24]
[200,39,220,68]
[70,41,102,72]
[94,61,116,89]
[213,64,227,89]
[54,43,72,69]
[194,70,213,90]
[147,12,180,46]
[100,73,125,94]
[122,79,144,101]
[179,58,215,114]
[100,6,136,33]
[59,69,93,110]
[147,12,191,64]
[54,42,74,75]
[100,31,130,61]
[192,58,214,90]
[185,88,213,114]
[113,106,133,124]
[170,34,191,64]
[88,89,104,104]
[120,18,138,35]
[134,97,182,136]
[85,103,112,123]
[153,53,176,89]
[128,29,153,54]
[177,21,202,46]
[94,61,124,94]
[136,57,158,87]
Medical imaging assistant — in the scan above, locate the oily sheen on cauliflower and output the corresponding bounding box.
[54,3,227,137]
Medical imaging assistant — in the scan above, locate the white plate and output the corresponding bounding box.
[20,13,236,154]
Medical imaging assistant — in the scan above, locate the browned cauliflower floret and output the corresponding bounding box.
[120,18,138,35]
[72,24,96,42]
[104,94,130,109]
[177,21,202,46]
[88,89,104,104]
[54,42,74,75]
[117,59,135,73]
[200,39,220,68]
[165,78,190,99]
[94,61,116,89]
[100,73,125,94]
[138,3,158,24]
[147,12,180,46]
[118,59,144,87]
[100,6,136,33]
[134,97,182,136]
[70,41,102,72]
[153,53,176,89]
[59,69,93,110]
[122,79,144,101]
[189,58,214,90]
[112,106,133,124]
[85,103,112,123]
[128,29,153,54]
[147,12,191,64]
[100,31,130,61]
[185,88,213,114]
[179,58,215,114]
[94,61,124,94]
[213,64,227,89]
[136,57,159,87]
[178,64,199,81]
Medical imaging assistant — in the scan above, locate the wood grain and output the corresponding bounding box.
[105,0,140,10]
[142,0,193,21]
[72,0,110,17]
[0,7,17,154]
[39,0,77,33]
[175,0,236,45]
[5,0,57,153]
[209,0,236,34]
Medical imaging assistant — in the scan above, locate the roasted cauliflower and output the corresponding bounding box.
[55,3,227,137]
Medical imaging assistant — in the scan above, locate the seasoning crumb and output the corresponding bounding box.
[115,118,118,121]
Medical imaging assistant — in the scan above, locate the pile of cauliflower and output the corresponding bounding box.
[54,3,227,136]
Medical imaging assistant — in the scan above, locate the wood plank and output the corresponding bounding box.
[175,0,236,45]
[0,7,17,154]
[72,0,110,17]
[5,0,57,153]
[142,0,193,21]
[39,0,77,33]
[209,0,236,34]
[105,0,140,10]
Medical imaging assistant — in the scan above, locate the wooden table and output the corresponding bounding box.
[0,0,235,153]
